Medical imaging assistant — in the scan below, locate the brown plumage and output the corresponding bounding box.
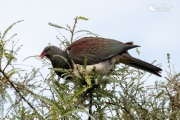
[40,37,162,77]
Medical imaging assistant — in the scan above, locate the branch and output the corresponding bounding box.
[3,57,13,72]
[88,91,93,120]
[0,68,42,118]
[67,16,78,44]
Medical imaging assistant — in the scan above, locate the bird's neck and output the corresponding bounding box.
[51,50,73,69]
[61,51,72,64]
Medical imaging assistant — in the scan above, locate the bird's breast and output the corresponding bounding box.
[73,60,115,75]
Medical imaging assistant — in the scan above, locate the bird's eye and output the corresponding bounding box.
[48,48,51,51]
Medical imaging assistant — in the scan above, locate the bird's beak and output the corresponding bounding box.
[39,52,46,59]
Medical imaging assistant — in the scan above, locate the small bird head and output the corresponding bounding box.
[40,46,63,59]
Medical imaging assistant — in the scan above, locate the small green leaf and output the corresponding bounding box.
[1,20,23,41]
[7,69,16,78]
[51,106,57,120]
[20,106,25,120]
[78,16,89,21]
[83,57,88,69]
[136,48,140,55]
[68,86,90,105]
[48,22,69,31]
[85,74,91,86]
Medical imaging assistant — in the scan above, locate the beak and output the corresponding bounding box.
[39,52,46,59]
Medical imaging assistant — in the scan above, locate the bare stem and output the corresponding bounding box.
[88,92,93,120]
[70,16,78,44]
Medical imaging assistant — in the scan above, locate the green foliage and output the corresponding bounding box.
[48,16,98,49]
[0,17,180,120]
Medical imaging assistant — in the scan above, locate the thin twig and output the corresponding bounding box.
[69,16,78,44]
[88,91,93,120]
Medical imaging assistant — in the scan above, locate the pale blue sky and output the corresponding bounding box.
[1,0,180,118]
[1,0,179,79]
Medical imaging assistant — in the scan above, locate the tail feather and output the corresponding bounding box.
[119,53,162,77]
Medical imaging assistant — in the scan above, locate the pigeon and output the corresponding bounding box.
[40,37,162,77]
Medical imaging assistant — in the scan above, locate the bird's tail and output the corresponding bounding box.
[118,53,162,77]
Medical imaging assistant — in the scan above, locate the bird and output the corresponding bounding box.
[40,37,162,77]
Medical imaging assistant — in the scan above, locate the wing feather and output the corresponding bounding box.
[66,37,139,65]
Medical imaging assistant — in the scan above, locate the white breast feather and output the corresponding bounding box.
[74,60,114,75]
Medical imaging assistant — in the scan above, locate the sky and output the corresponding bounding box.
[1,0,179,73]
[0,0,180,117]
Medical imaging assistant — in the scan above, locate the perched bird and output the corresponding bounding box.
[40,37,162,77]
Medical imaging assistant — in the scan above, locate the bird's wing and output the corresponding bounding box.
[66,37,139,65]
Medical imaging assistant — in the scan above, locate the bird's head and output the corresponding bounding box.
[40,46,63,59]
